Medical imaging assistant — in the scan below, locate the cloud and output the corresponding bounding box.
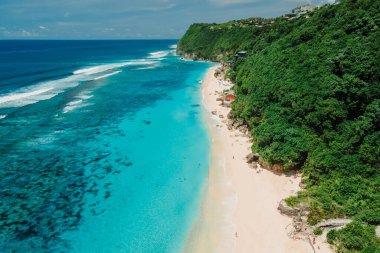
[119,3,177,12]
[0,0,333,39]
[209,0,328,6]
[0,27,11,35]
[0,27,39,37]
[208,0,259,6]
[21,30,33,36]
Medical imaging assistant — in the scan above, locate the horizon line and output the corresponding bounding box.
[0,38,180,41]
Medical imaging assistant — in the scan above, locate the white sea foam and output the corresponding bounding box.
[63,99,84,113]
[67,100,83,106]
[148,51,171,59]
[76,89,94,100]
[0,59,157,109]
[63,101,94,114]
[0,77,80,109]
[28,135,58,146]
[62,89,97,114]
[0,88,53,104]
[73,60,156,75]
[169,45,178,56]
[137,65,159,70]
[76,94,93,100]
[54,130,66,134]
[73,63,124,75]
[0,114,7,119]
[93,71,121,81]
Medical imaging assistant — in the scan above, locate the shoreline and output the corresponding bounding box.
[182,66,332,253]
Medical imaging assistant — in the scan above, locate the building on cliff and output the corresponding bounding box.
[292,4,317,15]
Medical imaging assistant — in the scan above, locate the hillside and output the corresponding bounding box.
[178,0,380,252]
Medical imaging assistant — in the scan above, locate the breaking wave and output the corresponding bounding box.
[148,51,171,59]
[0,60,157,109]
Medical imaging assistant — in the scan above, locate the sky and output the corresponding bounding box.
[0,0,333,39]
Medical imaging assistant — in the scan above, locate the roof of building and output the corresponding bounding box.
[225,94,236,101]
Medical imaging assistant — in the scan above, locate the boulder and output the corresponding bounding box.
[232,121,243,129]
[258,159,270,170]
[278,199,300,216]
[299,182,306,189]
[314,219,352,229]
[246,153,260,163]
[272,163,284,172]
[238,125,248,134]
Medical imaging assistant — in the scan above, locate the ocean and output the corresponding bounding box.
[0,40,212,252]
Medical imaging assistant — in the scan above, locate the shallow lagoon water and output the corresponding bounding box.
[0,40,212,252]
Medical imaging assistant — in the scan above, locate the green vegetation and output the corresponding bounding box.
[178,0,380,251]
[285,195,298,207]
[177,18,274,61]
[314,227,323,236]
[327,222,379,252]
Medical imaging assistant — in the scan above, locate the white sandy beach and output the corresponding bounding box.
[182,66,332,253]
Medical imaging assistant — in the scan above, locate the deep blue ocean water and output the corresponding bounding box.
[0,40,212,252]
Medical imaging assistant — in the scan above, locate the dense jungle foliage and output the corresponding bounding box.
[178,0,380,251]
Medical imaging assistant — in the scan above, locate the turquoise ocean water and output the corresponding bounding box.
[0,40,212,252]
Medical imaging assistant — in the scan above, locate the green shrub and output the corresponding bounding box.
[327,222,380,252]
[314,227,323,236]
[285,196,299,207]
